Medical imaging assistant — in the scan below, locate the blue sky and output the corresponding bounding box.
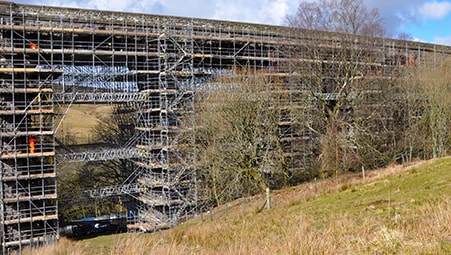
[12,0,451,45]
[401,1,451,45]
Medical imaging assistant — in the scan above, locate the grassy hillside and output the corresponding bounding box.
[57,104,111,144]
[24,157,451,254]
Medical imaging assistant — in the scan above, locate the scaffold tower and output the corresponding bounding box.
[0,37,59,255]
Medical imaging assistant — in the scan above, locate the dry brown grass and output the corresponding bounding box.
[17,238,88,255]
[23,157,451,254]
[58,104,111,144]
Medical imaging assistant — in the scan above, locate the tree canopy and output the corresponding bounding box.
[285,0,386,37]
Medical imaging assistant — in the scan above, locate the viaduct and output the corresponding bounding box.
[0,1,450,252]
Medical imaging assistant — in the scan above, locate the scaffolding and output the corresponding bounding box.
[0,1,451,252]
[0,49,59,254]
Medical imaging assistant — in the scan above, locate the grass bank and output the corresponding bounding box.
[22,157,451,254]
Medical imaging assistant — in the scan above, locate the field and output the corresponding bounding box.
[21,156,451,254]
[57,104,111,144]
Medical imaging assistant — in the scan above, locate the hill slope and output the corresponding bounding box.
[25,158,451,254]
[57,104,111,144]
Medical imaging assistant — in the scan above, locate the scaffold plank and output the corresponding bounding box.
[0,109,53,114]
[3,194,57,203]
[0,88,53,93]
[0,131,54,137]
[4,214,58,225]
[0,67,63,73]
[0,151,55,159]
[1,172,56,181]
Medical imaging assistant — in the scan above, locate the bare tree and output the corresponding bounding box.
[277,25,411,178]
[194,69,287,206]
[352,73,417,167]
[58,103,138,220]
[417,58,451,158]
[285,0,386,37]
[282,1,428,178]
[397,32,413,41]
[90,103,137,184]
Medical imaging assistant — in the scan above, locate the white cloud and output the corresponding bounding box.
[434,35,451,45]
[419,0,451,19]
[18,0,296,25]
[266,0,290,25]
[412,37,428,43]
[211,0,292,25]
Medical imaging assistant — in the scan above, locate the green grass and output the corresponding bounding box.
[23,157,451,254]
[299,158,450,218]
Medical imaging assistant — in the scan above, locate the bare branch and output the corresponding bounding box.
[285,0,386,37]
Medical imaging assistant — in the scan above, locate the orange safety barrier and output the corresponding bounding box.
[29,137,37,154]
[29,42,38,49]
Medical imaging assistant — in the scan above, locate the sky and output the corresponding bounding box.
[12,0,451,46]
